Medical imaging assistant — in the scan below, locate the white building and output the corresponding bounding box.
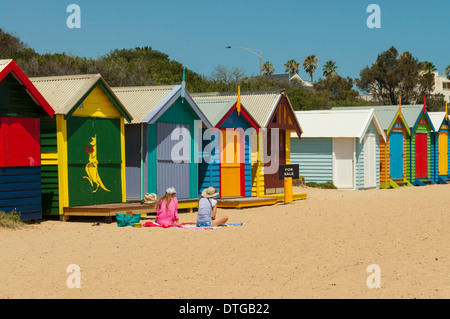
[433,71,450,102]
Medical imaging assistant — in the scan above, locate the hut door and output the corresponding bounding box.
[157,123,190,199]
[363,134,376,188]
[125,124,142,200]
[220,129,242,197]
[264,130,286,194]
[333,138,354,189]
[438,132,448,176]
[390,132,404,180]
[67,117,123,207]
[415,133,428,178]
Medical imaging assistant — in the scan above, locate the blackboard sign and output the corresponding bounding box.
[279,164,299,180]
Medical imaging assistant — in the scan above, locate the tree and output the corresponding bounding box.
[284,59,300,75]
[444,64,450,80]
[261,61,275,75]
[322,60,338,78]
[303,55,318,82]
[356,46,437,105]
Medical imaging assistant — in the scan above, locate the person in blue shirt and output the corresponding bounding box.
[197,187,228,227]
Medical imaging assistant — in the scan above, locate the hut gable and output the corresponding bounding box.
[30,74,132,122]
[0,59,54,118]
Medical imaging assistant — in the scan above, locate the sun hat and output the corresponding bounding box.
[165,187,177,194]
[201,186,219,198]
[144,193,157,203]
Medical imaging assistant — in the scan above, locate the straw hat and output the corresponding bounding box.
[144,193,157,203]
[165,187,177,194]
[202,187,219,198]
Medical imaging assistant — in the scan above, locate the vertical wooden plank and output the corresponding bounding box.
[57,115,69,215]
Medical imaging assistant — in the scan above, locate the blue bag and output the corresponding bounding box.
[116,213,141,227]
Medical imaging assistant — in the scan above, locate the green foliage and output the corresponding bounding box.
[0,210,24,229]
[356,46,443,109]
[305,181,337,189]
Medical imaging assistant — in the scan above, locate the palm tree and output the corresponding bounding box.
[303,55,318,82]
[284,59,300,76]
[322,60,338,78]
[445,64,450,80]
[421,61,437,73]
[261,61,275,75]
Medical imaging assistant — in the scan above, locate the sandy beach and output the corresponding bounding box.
[0,185,449,299]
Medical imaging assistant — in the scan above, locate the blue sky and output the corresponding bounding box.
[0,0,448,81]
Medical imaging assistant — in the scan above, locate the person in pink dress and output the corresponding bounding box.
[155,187,179,226]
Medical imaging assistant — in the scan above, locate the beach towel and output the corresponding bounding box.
[176,222,244,230]
[142,221,174,228]
[142,222,244,230]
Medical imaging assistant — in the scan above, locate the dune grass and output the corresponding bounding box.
[0,210,24,229]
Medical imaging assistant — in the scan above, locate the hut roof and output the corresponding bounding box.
[0,59,55,117]
[294,109,386,142]
[30,74,132,122]
[112,85,212,127]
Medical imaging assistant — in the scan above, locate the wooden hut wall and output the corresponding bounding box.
[217,108,253,198]
[355,122,380,190]
[146,97,200,199]
[40,84,127,215]
[430,120,450,183]
[290,138,333,184]
[0,73,49,220]
[380,116,410,188]
[409,112,433,184]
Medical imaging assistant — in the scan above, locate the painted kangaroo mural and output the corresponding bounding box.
[84,135,111,193]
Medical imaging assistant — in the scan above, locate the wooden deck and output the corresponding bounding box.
[63,202,157,222]
[62,193,308,221]
[217,196,278,208]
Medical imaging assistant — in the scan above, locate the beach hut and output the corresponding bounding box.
[404,104,435,186]
[0,59,55,221]
[30,74,132,218]
[429,109,450,184]
[112,84,212,201]
[333,105,412,188]
[192,90,302,196]
[290,109,386,190]
[193,95,259,198]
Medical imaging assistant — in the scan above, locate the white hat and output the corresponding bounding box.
[166,187,177,194]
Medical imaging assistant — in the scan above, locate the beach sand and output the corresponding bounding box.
[0,185,449,299]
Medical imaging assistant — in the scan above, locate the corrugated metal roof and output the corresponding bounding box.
[29,74,133,122]
[112,85,177,124]
[30,74,102,114]
[294,109,386,141]
[191,90,281,127]
[112,85,212,127]
[332,105,423,129]
[193,98,236,127]
[428,112,447,131]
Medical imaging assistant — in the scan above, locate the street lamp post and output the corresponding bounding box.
[226,46,262,77]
